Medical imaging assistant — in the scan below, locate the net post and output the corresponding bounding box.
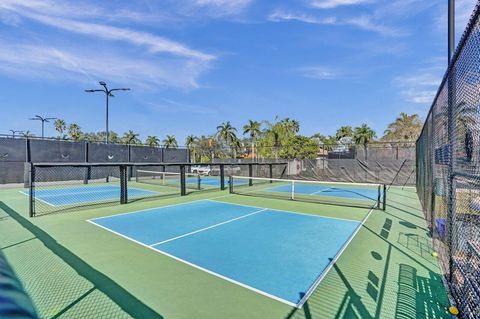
[229,176,233,193]
[269,164,273,182]
[197,174,201,190]
[120,165,128,204]
[291,181,295,200]
[180,165,186,196]
[220,164,225,190]
[383,184,387,211]
[28,163,35,217]
[377,185,381,210]
[248,164,253,186]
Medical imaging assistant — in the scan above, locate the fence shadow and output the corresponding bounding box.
[0,201,163,318]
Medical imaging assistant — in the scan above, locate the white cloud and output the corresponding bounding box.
[22,12,213,61]
[295,66,341,80]
[401,89,437,104]
[0,2,213,62]
[0,0,173,24]
[0,0,215,89]
[268,10,335,24]
[0,40,210,90]
[178,0,253,18]
[434,0,478,42]
[310,0,372,9]
[396,62,444,104]
[268,10,403,36]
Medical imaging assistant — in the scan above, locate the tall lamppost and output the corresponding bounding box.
[28,115,56,139]
[85,81,130,144]
[9,129,23,139]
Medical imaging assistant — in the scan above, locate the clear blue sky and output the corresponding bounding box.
[1,0,477,143]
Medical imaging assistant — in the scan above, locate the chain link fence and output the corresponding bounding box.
[416,2,480,318]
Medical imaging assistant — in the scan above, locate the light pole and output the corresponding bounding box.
[9,129,24,139]
[28,115,56,139]
[85,81,130,144]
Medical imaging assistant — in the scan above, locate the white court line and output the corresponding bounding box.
[309,188,330,195]
[149,208,267,246]
[18,190,57,207]
[20,185,160,208]
[88,197,371,308]
[296,204,376,308]
[87,218,297,308]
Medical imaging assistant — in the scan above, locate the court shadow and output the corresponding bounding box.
[283,262,375,319]
[395,264,451,319]
[386,198,424,214]
[0,201,163,319]
[387,188,419,200]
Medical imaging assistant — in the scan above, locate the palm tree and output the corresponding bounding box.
[242,120,261,160]
[122,130,140,145]
[382,112,422,142]
[264,119,283,159]
[21,130,34,138]
[230,135,242,159]
[336,126,353,145]
[353,124,376,160]
[68,123,82,141]
[54,119,66,137]
[280,118,300,135]
[185,135,197,161]
[312,134,337,151]
[145,135,160,147]
[163,135,178,149]
[216,122,238,158]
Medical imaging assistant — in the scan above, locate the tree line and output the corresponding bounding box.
[24,113,421,160]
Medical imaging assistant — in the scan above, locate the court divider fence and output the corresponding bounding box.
[27,162,287,217]
[416,2,480,318]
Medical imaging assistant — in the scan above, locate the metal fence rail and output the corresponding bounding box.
[416,2,480,318]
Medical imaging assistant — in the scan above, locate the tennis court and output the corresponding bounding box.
[20,184,159,206]
[0,163,453,318]
[89,200,362,306]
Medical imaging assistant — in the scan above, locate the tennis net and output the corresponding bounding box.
[229,175,386,210]
[135,170,201,190]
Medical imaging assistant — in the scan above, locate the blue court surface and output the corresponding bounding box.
[21,185,159,206]
[267,184,382,201]
[89,200,360,306]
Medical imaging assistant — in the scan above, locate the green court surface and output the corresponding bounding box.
[0,185,454,318]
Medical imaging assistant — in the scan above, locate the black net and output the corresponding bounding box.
[187,163,288,195]
[416,3,480,318]
[230,175,385,210]
[28,162,287,216]
[28,164,181,216]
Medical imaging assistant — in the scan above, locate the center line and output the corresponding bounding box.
[149,208,267,247]
[309,188,330,195]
